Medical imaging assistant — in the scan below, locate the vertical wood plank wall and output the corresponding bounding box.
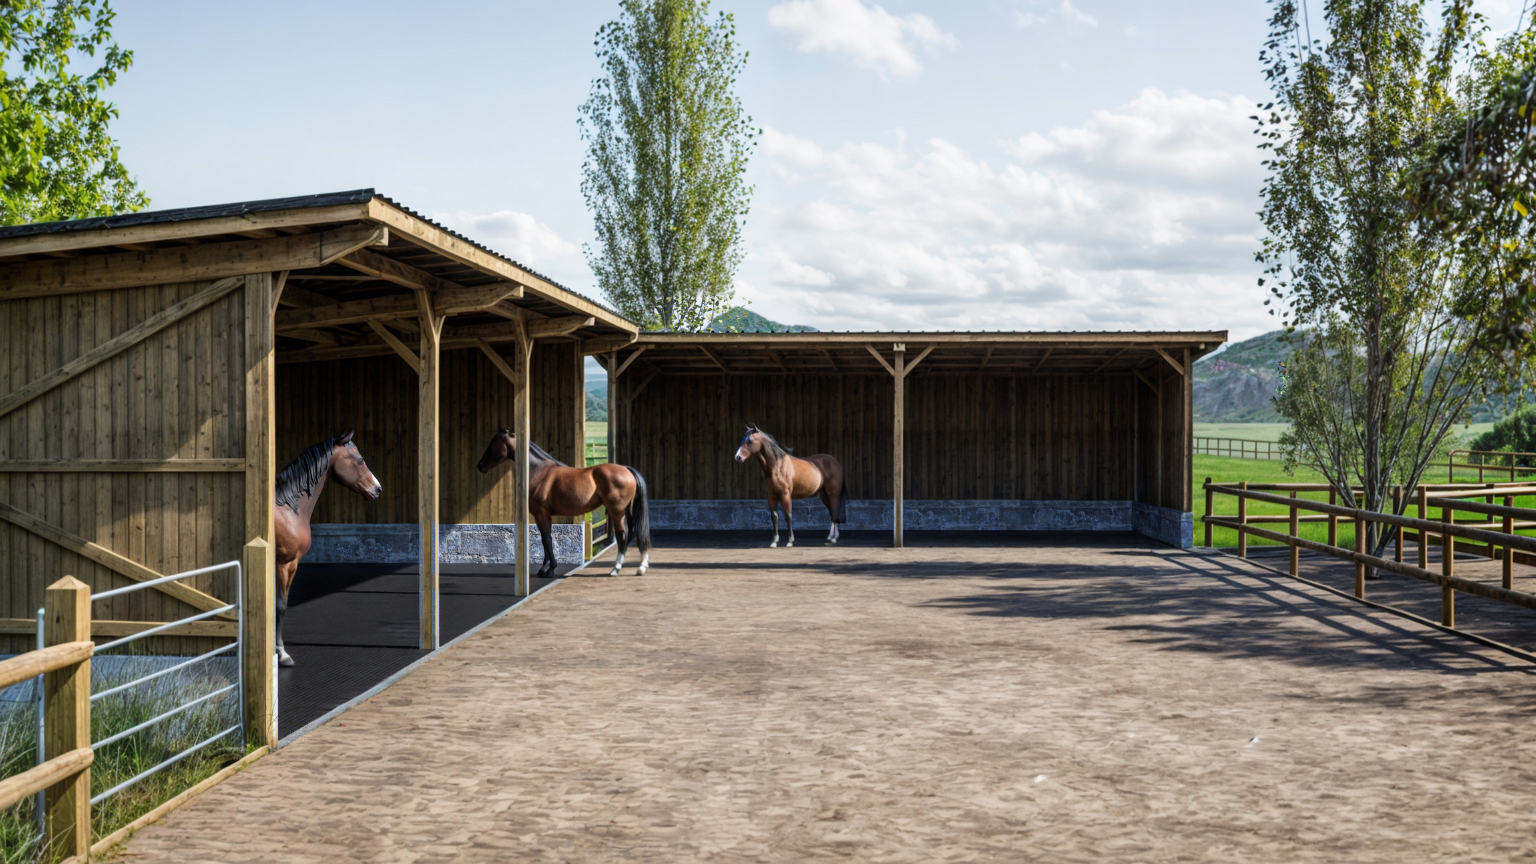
[274,342,579,525]
[614,372,1160,503]
[0,281,248,653]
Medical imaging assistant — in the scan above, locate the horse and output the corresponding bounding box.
[733,424,849,547]
[476,429,652,578]
[273,431,382,667]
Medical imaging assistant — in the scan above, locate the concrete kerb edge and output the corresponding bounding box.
[1195,546,1536,666]
[276,541,619,748]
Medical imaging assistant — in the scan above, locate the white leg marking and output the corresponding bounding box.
[607,550,627,577]
[637,552,650,576]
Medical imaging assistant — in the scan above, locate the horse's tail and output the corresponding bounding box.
[837,473,850,524]
[626,466,651,553]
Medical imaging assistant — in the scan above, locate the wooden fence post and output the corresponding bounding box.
[1442,500,1455,628]
[44,576,91,860]
[242,538,275,748]
[1503,495,1514,591]
[1288,491,1299,576]
[1353,512,1366,599]
[1327,488,1337,548]
[1237,481,1248,558]
[1203,477,1213,547]
[1417,486,1428,569]
[1393,486,1404,563]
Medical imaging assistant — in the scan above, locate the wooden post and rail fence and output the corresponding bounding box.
[1204,478,1536,628]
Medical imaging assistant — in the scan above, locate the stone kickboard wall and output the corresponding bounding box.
[305,523,588,565]
[650,500,1193,549]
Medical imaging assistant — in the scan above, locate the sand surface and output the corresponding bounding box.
[120,536,1536,862]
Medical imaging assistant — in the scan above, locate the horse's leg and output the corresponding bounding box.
[821,490,838,546]
[783,495,796,548]
[535,513,557,578]
[768,496,780,548]
[607,507,629,577]
[275,560,297,667]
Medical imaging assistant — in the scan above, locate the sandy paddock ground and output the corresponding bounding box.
[119,535,1536,862]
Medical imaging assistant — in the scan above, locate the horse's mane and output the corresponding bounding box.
[528,440,567,467]
[499,430,567,468]
[758,430,793,459]
[276,436,341,512]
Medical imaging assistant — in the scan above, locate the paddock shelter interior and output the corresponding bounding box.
[605,332,1225,546]
[0,190,637,744]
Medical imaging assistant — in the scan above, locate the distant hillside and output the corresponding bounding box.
[1193,330,1295,422]
[1194,329,1534,424]
[708,307,818,333]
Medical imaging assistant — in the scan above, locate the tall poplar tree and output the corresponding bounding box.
[579,0,757,331]
[0,0,147,225]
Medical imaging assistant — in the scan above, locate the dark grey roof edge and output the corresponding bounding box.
[0,189,632,327]
[0,189,378,239]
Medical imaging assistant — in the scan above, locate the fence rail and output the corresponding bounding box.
[0,561,244,860]
[1203,478,1536,629]
[1194,437,1282,460]
[1447,449,1536,483]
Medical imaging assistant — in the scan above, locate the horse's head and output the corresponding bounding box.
[734,424,762,464]
[477,428,515,474]
[330,432,382,500]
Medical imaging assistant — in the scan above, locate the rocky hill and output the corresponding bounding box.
[708,307,818,333]
[1193,330,1295,422]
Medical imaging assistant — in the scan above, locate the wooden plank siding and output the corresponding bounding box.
[274,341,580,526]
[614,372,1156,503]
[0,280,248,654]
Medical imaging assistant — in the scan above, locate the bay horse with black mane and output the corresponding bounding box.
[273,432,382,667]
[477,430,651,578]
[734,424,849,547]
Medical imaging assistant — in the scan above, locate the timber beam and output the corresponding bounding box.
[582,333,638,355]
[337,247,480,294]
[0,224,387,299]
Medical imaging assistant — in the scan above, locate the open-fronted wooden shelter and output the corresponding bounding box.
[0,190,636,745]
[603,331,1224,546]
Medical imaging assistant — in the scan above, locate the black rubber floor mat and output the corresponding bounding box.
[278,562,567,738]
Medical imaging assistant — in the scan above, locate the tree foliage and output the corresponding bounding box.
[1411,4,1536,353]
[578,0,757,331]
[1256,0,1505,563]
[0,0,146,225]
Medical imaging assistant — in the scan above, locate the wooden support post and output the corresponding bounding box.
[893,343,906,548]
[584,512,595,561]
[244,273,275,565]
[1442,501,1455,627]
[1354,512,1366,599]
[1418,486,1428,569]
[242,538,274,748]
[1327,488,1338,548]
[608,350,618,465]
[572,343,587,470]
[1203,478,1213,547]
[1183,347,1193,513]
[514,327,533,597]
[1393,486,1404,563]
[44,576,91,860]
[1289,492,1299,576]
[1237,481,1248,558]
[1504,495,1515,590]
[417,293,442,650]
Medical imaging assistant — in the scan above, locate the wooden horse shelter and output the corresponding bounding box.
[605,332,1225,546]
[0,190,637,746]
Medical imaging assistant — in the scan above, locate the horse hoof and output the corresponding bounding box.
[606,568,621,577]
[637,566,649,576]
[769,542,778,548]
[278,654,295,668]
[786,542,794,548]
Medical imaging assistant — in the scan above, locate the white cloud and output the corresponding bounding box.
[746,89,1273,338]
[435,210,582,282]
[768,0,956,78]
[1014,1,1098,30]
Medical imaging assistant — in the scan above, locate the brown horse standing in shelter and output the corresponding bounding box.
[477,430,651,578]
[734,424,849,547]
[273,432,382,667]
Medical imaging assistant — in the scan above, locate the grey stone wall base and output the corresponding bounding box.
[650,499,1137,532]
[305,523,586,565]
[1133,502,1193,548]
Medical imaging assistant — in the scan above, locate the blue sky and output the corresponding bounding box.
[108,0,1526,341]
